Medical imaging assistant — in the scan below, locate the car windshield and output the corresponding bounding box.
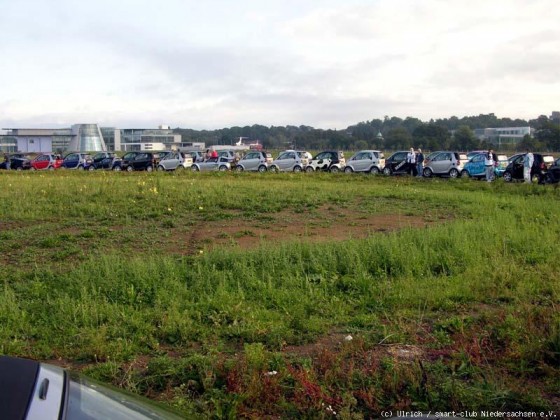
[66,373,183,419]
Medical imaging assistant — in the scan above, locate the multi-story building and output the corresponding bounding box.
[119,125,181,151]
[473,127,532,147]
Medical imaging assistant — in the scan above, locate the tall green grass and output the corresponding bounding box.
[0,170,559,415]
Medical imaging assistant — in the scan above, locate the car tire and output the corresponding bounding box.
[293,166,302,173]
[146,166,153,172]
[330,166,339,173]
[503,171,512,182]
[158,165,165,171]
[88,165,95,171]
[344,166,353,173]
[423,168,433,178]
[78,165,84,171]
[370,166,379,174]
[383,167,392,176]
[113,166,121,171]
[269,166,278,173]
[235,165,244,172]
[16,167,23,171]
[461,170,470,178]
[219,165,228,171]
[191,165,200,172]
[449,168,459,178]
[305,166,314,173]
[258,165,267,173]
[126,166,134,172]
[545,173,554,184]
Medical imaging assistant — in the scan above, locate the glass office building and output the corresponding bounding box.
[69,124,107,151]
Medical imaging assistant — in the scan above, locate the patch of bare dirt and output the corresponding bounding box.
[179,205,434,254]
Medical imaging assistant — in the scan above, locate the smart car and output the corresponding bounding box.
[234,151,273,172]
[422,151,463,178]
[503,153,547,183]
[344,150,385,174]
[191,156,231,172]
[157,151,193,171]
[305,150,346,173]
[382,151,415,176]
[30,154,63,171]
[0,355,182,420]
[268,150,309,172]
[61,153,93,170]
[544,158,560,184]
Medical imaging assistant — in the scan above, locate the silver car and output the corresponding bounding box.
[344,150,385,174]
[191,156,231,172]
[268,150,309,172]
[157,151,193,171]
[235,151,273,172]
[422,151,463,178]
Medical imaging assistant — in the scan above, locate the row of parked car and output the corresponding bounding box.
[2,149,559,183]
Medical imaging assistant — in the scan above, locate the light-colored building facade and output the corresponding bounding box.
[473,126,532,147]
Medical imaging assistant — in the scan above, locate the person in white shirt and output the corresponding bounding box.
[406,148,416,175]
[484,149,495,182]
[523,150,534,183]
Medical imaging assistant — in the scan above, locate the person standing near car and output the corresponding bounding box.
[416,148,424,177]
[3,154,10,170]
[523,150,534,183]
[484,149,495,182]
[406,148,416,176]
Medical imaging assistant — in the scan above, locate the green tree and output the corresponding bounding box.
[451,125,479,150]
[385,127,412,150]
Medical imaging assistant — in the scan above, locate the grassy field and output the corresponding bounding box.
[0,170,559,417]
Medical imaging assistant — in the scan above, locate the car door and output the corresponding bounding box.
[34,155,49,170]
[241,152,259,171]
[276,152,294,171]
[467,153,485,176]
[391,152,407,173]
[512,155,524,179]
[431,152,451,174]
[64,153,79,169]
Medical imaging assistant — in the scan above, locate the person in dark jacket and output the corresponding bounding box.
[416,148,424,177]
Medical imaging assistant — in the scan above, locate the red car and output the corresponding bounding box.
[30,154,63,170]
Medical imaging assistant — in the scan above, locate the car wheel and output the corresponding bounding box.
[305,166,314,173]
[16,167,23,171]
[503,171,512,182]
[191,165,200,172]
[30,167,36,171]
[235,165,244,172]
[219,165,228,171]
[330,166,339,173]
[383,167,392,176]
[545,173,554,184]
[88,165,95,171]
[113,165,121,171]
[344,166,353,173]
[293,166,302,173]
[423,168,433,178]
[77,165,84,171]
[269,165,278,173]
[48,166,55,171]
[449,168,459,178]
[461,170,470,178]
[146,166,153,172]
[257,165,267,173]
[126,166,134,172]
[370,166,379,174]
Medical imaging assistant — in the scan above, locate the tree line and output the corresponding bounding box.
[174,113,560,152]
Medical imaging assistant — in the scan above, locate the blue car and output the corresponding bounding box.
[61,153,94,170]
[461,153,496,179]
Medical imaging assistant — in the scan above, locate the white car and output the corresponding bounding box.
[191,156,231,172]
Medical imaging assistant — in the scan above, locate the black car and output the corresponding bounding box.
[89,152,121,170]
[1,154,32,170]
[382,151,416,176]
[0,355,182,419]
[544,158,560,184]
[502,153,547,183]
[123,152,160,172]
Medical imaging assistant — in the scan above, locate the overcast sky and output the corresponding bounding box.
[1,0,558,130]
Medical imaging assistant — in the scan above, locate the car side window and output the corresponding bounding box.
[287,152,296,159]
